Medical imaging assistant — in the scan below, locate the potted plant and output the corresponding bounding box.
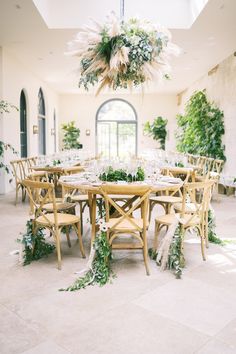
[0,100,18,174]
[143,116,168,150]
[61,121,82,150]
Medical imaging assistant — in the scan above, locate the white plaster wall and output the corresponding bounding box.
[58,93,178,156]
[178,53,236,175]
[1,49,59,193]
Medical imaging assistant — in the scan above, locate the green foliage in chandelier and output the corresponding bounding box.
[144,116,168,150]
[59,231,114,291]
[176,90,226,160]
[0,100,18,174]
[17,219,55,266]
[61,121,82,150]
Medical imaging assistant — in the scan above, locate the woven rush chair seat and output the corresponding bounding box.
[106,217,146,231]
[155,213,200,228]
[42,201,76,212]
[36,213,80,226]
[149,195,182,204]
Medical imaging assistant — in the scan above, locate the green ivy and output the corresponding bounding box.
[176,90,226,160]
[143,116,168,150]
[100,166,145,182]
[60,231,114,291]
[17,219,55,265]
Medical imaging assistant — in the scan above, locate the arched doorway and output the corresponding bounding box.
[20,90,27,157]
[96,99,137,159]
[38,88,46,155]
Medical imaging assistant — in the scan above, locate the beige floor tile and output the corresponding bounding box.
[216,318,236,348]
[21,340,71,354]
[54,303,209,354]
[196,338,236,354]
[133,278,236,336]
[0,305,44,354]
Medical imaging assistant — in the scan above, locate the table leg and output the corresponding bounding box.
[88,192,97,245]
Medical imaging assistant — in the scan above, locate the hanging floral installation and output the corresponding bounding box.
[66,13,180,94]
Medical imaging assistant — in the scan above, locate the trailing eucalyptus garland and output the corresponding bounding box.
[17,219,55,265]
[60,221,114,291]
[149,224,185,279]
[208,209,224,245]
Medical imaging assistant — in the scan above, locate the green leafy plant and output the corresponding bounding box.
[176,90,226,160]
[144,116,168,150]
[61,121,81,150]
[17,219,55,265]
[0,100,18,174]
[60,230,114,291]
[99,166,145,182]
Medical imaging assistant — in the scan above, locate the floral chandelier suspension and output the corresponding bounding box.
[66,0,180,94]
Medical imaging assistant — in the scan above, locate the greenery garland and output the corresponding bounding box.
[149,224,185,279]
[17,219,55,265]
[176,90,226,161]
[208,209,224,245]
[60,230,114,291]
[100,166,145,182]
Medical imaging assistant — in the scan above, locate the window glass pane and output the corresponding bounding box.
[118,123,136,159]
[97,100,136,121]
[96,99,137,159]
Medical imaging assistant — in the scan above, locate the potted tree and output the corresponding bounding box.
[144,116,168,150]
[61,121,82,150]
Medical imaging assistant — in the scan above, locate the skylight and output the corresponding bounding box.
[32,0,208,29]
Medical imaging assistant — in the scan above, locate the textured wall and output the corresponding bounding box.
[178,53,236,175]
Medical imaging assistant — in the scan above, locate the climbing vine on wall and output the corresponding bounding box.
[176,90,226,161]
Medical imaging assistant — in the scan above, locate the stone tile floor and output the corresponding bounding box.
[0,192,236,354]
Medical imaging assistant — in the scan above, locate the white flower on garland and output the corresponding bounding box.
[66,13,180,94]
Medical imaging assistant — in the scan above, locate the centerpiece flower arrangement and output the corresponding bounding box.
[66,13,179,94]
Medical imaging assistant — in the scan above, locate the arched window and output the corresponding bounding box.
[96,99,137,159]
[20,90,27,157]
[38,88,46,155]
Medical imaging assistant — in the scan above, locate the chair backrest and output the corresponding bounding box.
[163,167,191,183]
[99,184,151,232]
[180,180,215,227]
[25,157,37,176]
[22,179,58,226]
[212,159,224,174]
[10,159,27,184]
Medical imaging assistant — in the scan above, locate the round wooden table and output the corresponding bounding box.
[59,177,183,244]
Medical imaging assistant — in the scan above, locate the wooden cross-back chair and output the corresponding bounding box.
[22,179,85,269]
[10,159,27,205]
[99,184,151,275]
[149,167,190,221]
[154,180,215,261]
